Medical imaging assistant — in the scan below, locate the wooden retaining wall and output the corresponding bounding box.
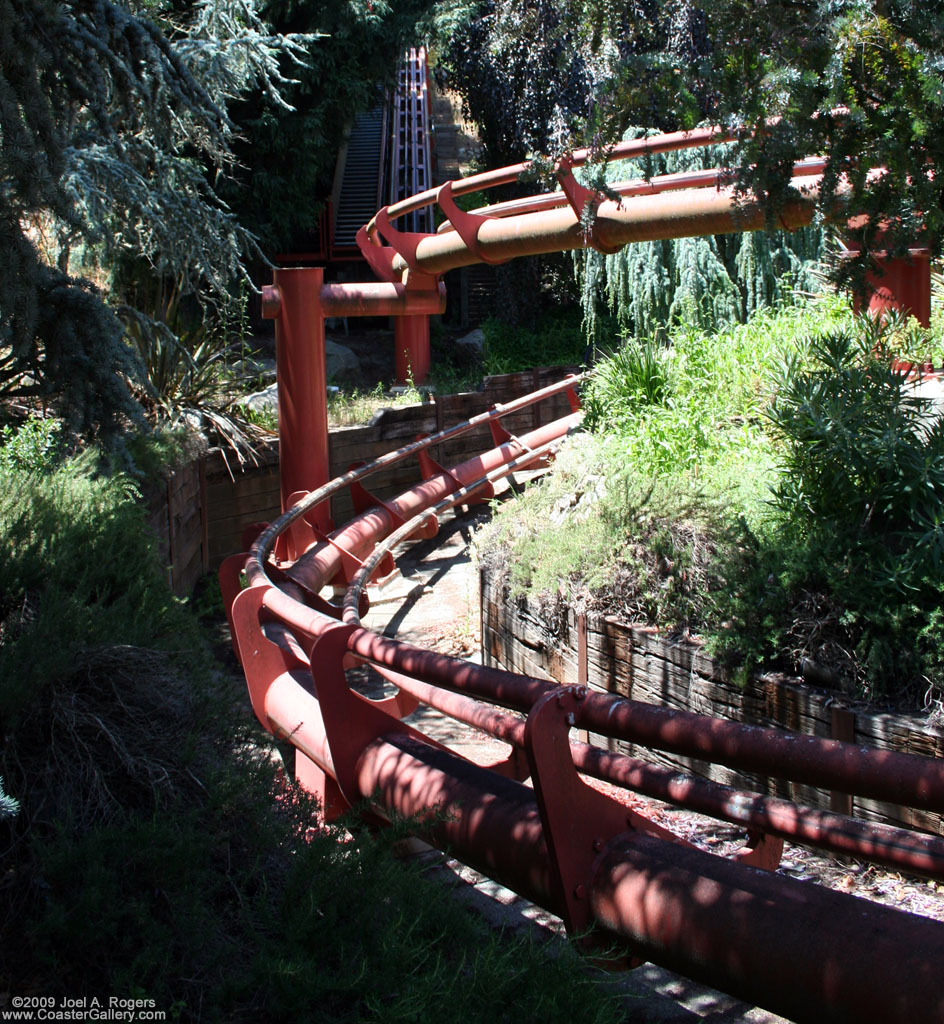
[480,567,944,837]
[145,457,208,598]
[150,367,578,595]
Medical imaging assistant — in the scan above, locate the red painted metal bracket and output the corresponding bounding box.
[488,415,514,447]
[556,155,624,256]
[486,415,554,471]
[283,488,395,586]
[306,623,451,808]
[484,748,531,780]
[524,685,688,939]
[556,154,597,221]
[416,436,495,504]
[436,181,508,266]
[356,224,399,284]
[230,586,351,821]
[282,490,317,562]
[348,463,439,542]
[374,208,438,278]
[314,524,396,587]
[295,750,349,823]
[564,376,582,413]
[230,586,315,724]
[735,829,784,871]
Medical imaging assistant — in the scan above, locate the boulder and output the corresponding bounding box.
[325,339,360,381]
[455,328,485,352]
[241,382,278,415]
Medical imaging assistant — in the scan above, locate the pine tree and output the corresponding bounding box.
[0,777,18,822]
[0,0,311,441]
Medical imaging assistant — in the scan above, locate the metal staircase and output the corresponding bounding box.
[329,48,433,256]
[332,106,386,251]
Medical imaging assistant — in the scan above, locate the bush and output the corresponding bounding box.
[0,418,64,473]
[481,299,944,705]
[0,451,624,1021]
[765,316,944,698]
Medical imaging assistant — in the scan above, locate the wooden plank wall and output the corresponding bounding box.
[150,367,580,592]
[480,568,944,836]
[145,458,208,598]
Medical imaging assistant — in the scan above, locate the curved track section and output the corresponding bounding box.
[227,130,944,1023]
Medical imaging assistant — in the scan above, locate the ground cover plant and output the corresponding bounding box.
[0,424,625,1021]
[480,308,590,375]
[478,295,944,708]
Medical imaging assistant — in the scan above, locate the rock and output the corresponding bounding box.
[241,382,279,415]
[455,328,485,352]
[325,339,360,381]
[231,357,276,381]
[240,381,342,415]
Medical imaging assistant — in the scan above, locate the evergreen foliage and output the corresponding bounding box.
[432,0,709,166]
[577,134,825,341]
[0,0,312,441]
[0,448,624,1019]
[765,315,944,696]
[435,1,944,292]
[0,778,18,822]
[697,0,944,287]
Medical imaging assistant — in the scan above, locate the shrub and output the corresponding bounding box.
[0,452,625,1021]
[765,315,944,698]
[582,339,671,432]
[0,418,64,473]
[481,298,944,704]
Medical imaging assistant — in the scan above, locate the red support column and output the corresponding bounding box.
[263,267,333,531]
[394,314,431,384]
[859,250,932,327]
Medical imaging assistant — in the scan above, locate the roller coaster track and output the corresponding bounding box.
[227,126,944,1023]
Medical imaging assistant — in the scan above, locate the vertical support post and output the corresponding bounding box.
[829,706,856,817]
[862,251,932,327]
[264,267,332,531]
[576,611,590,745]
[846,245,932,328]
[395,314,430,384]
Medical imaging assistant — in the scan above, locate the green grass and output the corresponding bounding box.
[327,379,428,426]
[0,440,625,1022]
[480,295,944,704]
[481,308,590,375]
[583,295,854,503]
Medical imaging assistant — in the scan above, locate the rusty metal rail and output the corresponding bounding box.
[225,379,944,1024]
[226,126,944,1023]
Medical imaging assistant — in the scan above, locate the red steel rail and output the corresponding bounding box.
[229,126,944,1023]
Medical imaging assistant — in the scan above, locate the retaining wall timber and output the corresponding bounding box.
[480,567,944,837]
[145,456,208,598]
[149,367,578,595]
